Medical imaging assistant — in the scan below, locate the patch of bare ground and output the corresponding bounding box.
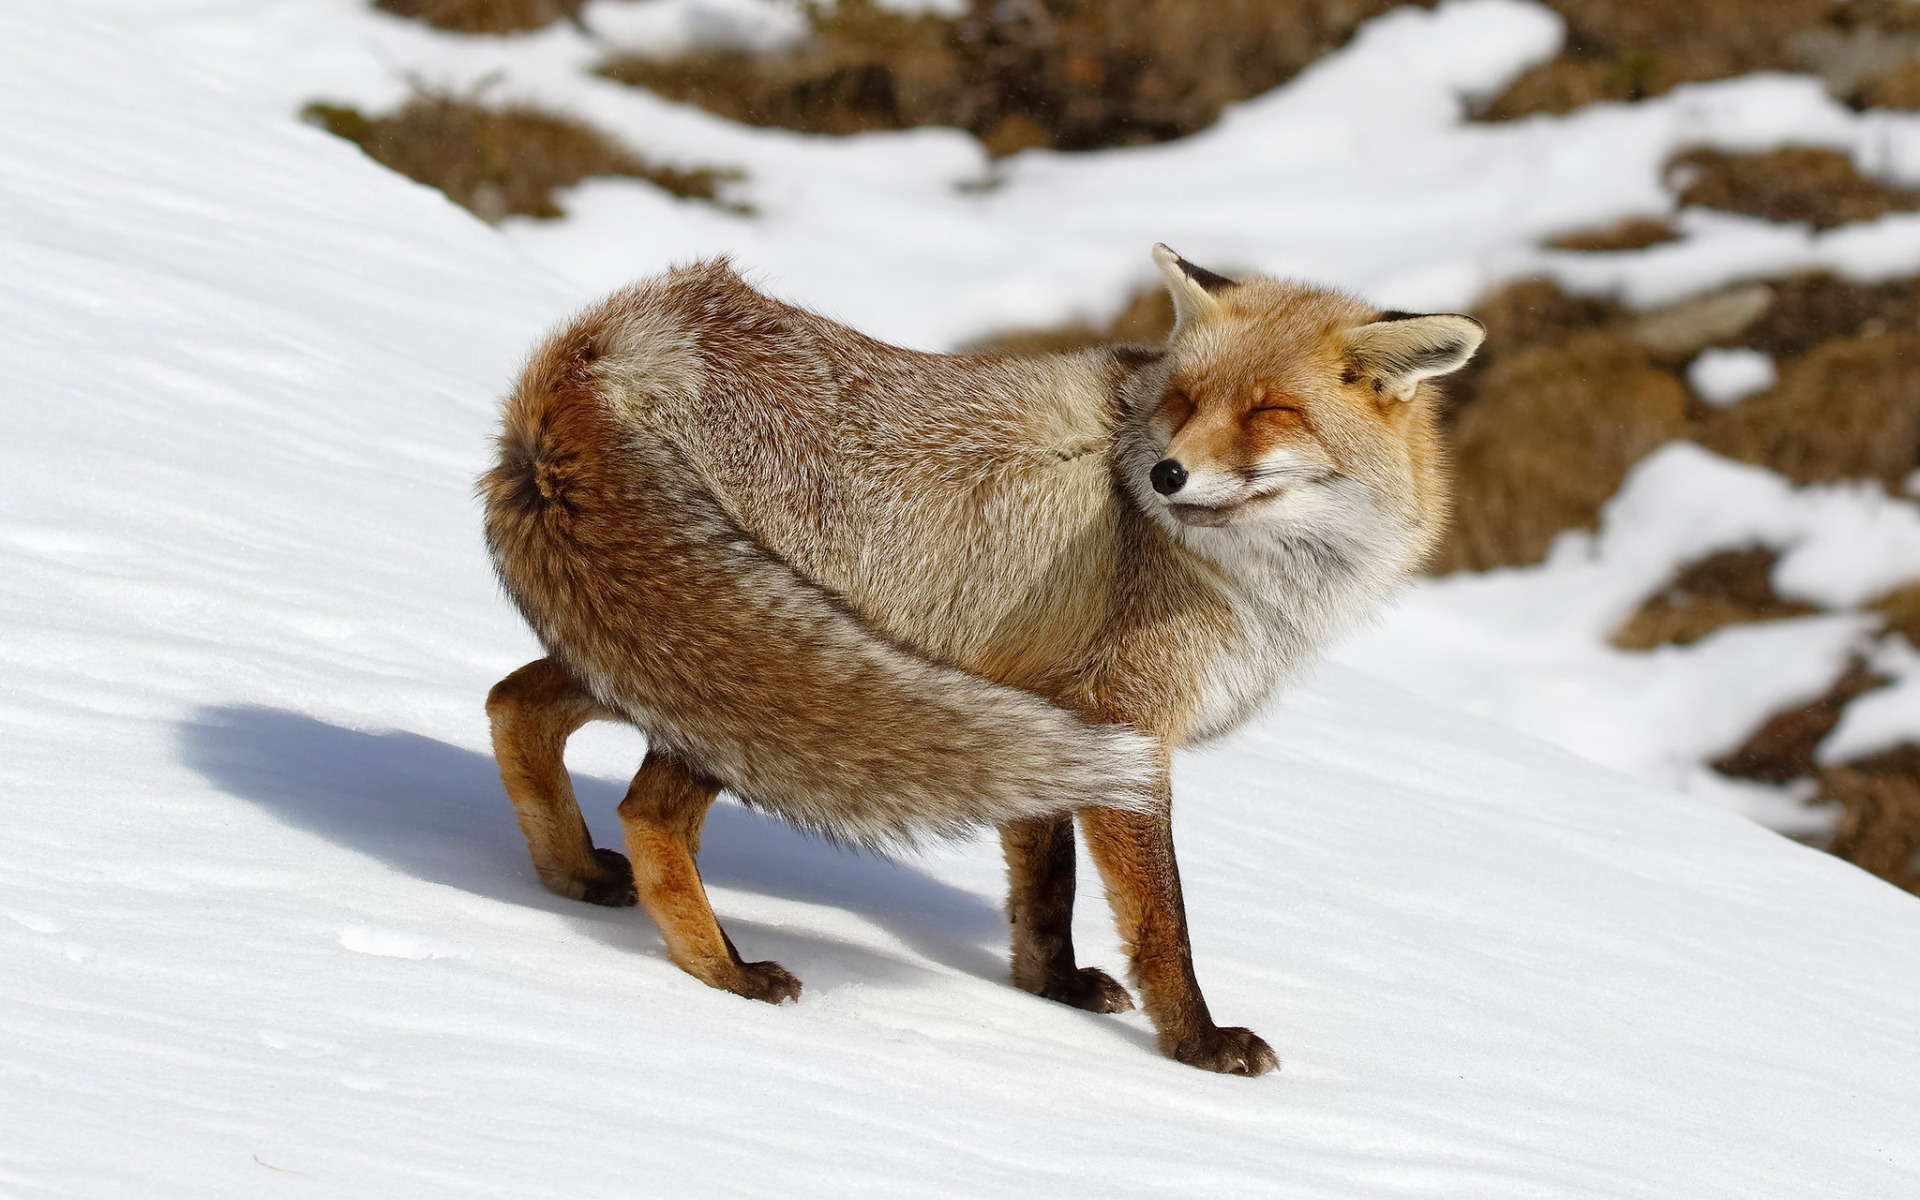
[599,0,1424,156]
[1868,581,1920,645]
[373,0,584,35]
[1695,330,1920,491]
[1713,660,1892,783]
[1733,273,1920,358]
[1610,548,1820,650]
[1476,1,1920,121]
[1429,271,1920,570]
[1477,0,1833,120]
[1710,654,1919,893]
[1819,744,1920,892]
[1439,332,1687,572]
[301,93,743,222]
[1667,147,1920,229]
[1543,217,1680,252]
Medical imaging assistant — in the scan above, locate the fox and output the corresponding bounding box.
[478,244,1481,1075]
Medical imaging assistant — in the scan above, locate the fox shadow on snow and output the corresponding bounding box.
[177,704,1016,988]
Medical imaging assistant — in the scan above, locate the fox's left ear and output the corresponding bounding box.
[1152,243,1236,336]
[1343,313,1485,401]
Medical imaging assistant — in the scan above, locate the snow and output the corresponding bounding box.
[1687,346,1777,406]
[5,1,1920,1196]
[76,0,1920,342]
[1339,443,1920,807]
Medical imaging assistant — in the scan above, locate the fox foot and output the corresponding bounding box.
[727,960,802,1005]
[1038,966,1135,1014]
[537,847,637,907]
[1173,1026,1279,1076]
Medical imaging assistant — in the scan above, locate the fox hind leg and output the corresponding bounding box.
[619,750,801,1005]
[486,658,637,907]
[1000,815,1133,1013]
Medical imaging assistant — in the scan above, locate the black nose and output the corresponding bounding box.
[1149,459,1188,495]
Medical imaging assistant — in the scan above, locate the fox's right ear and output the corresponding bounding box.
[1343,313,1484,402]
[1152,243,1235,336]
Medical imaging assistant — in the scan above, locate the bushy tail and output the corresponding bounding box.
[479,350,1158,847]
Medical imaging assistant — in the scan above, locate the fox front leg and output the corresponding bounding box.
[1000,815,1134,1013]
[1078,803,1278,1076]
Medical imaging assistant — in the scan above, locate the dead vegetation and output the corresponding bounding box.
[1667,147,1920,229]
[302,93,742,222]
[600,0,1423,156]
[1869,581,1920,645]
[1477,0,1920,120]
[373,0,584,35]
[1820,744,1920,891]
[1733,273,1920,358]
[1713,660,1891,783]
[1709,660,1919,894]
[1440,333,1688,572]
[1696,331,1920,490]
[1426,269,1920,569]
[1610,548,1820,650]
[1544,217,1680,252]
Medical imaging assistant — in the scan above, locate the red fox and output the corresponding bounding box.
[480,245,1480,1075]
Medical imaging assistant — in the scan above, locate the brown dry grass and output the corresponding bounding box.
[1429,272,1920,572]
[1477,0,1833,120]
[1439,332,1688,572]
[1611,548,1820,650]
[1668,147,1920,230]
[374,0,584,35]
[1868,581,1920,645]
[302,93,742,222]
[1469,278,1627,355]
[1544,217,1680,252]
[1735,273,1920,358]
[1473,0,1920,120]
[1855,58,1920,108]
[601,0,1421,155]
[1819,744,1920,892]
[1713,660,1891,783]
[1695,330,1920,491]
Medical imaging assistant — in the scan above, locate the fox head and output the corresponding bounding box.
[1120,244,1481,569]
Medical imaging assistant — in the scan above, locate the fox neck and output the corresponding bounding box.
[1151,484,1425,745]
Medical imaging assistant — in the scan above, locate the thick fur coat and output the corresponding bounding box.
[479,247,1480,1073]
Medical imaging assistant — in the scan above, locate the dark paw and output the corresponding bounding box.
[1040,966,1135,1014]
[731,960,803,1005]
[1173,1026,1279,1076]
[540,848,637,907]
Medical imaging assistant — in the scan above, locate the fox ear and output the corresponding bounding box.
[1343,313,1484,401]
[1152,243,1234,335]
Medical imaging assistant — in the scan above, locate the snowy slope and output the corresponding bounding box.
[73,0,1920,345]
[3,6,1920,1199]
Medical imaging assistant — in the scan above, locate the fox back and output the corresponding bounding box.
[481,251,1477,841]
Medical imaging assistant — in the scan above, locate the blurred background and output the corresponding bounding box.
[120,0,1920,894]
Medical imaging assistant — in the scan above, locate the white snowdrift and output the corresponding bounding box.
[2,6,1918,1199]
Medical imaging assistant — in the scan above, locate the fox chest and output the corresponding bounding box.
[1181,539,1404,745]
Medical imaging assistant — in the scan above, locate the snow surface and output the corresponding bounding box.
[1339,444,1920,828]
[6,2,1920,1197]
[1687,346,1777,406]
[75,0,1920,342]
